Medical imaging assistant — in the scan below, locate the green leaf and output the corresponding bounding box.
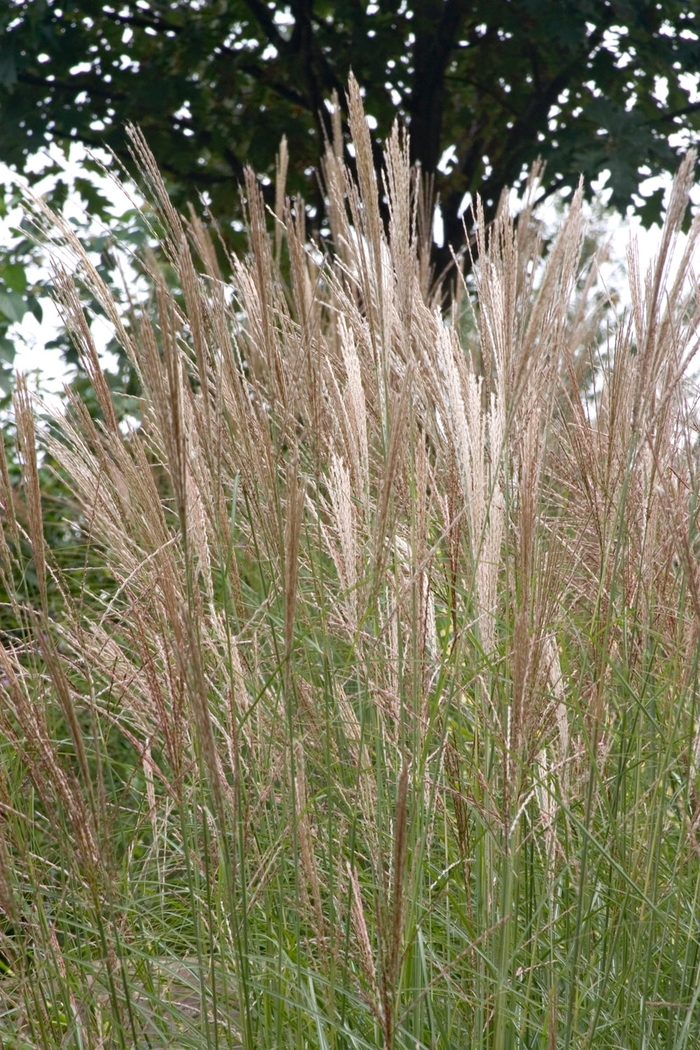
[0,369,14,396]
[0,264,28,294]
[636,187,667,230]
[0,289,28,325]
[0,334,17,365]
[46,180,69,211]
[74,177,114,221]
[0,50,17,90]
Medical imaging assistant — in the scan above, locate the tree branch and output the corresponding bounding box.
[243,0,288,51]
[100,8,185,34]
[17,69,129,103]
[408,0,470,172]
[653,100,700,125]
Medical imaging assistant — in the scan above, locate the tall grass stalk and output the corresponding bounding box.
[1,78,700,1048]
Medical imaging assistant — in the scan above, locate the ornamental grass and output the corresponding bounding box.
[1,79,700,1049]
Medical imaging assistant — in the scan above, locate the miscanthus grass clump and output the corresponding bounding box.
[1,78,700,1049]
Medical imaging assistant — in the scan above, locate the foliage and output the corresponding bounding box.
[2,1,700,284]
[0,81,700,1049]
[0,186,46,396]
[0,157,157,393]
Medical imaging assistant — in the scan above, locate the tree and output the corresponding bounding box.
[1,0,700,297]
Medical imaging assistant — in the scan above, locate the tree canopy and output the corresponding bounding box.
[1,1,700,301]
